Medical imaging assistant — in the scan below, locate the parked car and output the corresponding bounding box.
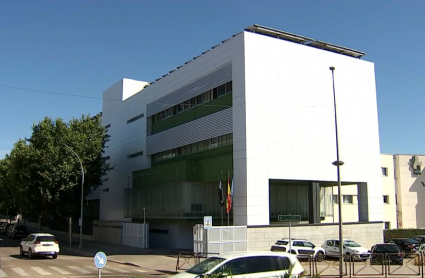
[169,252,304,278]
[20,233,60,259]
[0,223,12,235]
[6,224,15,237]
[322,239,371,261]
[7,225,29,239]
[370,243,403,265]
[411,235,425,244]
[270,238,325,261]
[385,238,420,255]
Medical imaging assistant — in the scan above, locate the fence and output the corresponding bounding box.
[176,252,425,277]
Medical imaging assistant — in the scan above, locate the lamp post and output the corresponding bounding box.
[63,143,84,250]
[329,66,344,277]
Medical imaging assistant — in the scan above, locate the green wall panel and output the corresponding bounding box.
[133,147,233,186]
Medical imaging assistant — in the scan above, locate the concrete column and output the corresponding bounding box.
[308,182,321,224]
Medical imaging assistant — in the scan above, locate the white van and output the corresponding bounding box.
[322,239,371,261]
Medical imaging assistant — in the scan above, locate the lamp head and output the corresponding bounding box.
[329,66,335,71]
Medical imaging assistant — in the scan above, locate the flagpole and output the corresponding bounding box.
[227,170,230,226]
[221,171,223,226]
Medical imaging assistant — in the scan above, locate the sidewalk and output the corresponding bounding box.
[56,235,182,275]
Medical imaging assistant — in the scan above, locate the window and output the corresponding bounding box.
[127,113,144,124]
[217,84,226,97]
[127,151,143,158]
[383,195,389,204]
[384,222,390,229]
[190,143,197,153]
[332,195,339,204]
[343,195,353,204]
[226,81,233,93]
[382,167,388,176]
[211,137,218,148]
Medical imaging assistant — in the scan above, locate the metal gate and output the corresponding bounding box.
[193,225,247,256]
[122,222,149,248]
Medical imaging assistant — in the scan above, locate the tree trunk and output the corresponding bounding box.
[69,217,72,247]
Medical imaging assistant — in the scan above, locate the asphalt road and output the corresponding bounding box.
[0,234,148,278]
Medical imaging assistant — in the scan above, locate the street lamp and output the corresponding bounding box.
[63,143,84,250]
[329,66,344,277]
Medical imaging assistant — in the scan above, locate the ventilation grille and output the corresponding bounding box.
[147,63,232,117]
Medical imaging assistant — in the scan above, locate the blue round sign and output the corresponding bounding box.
[94,251,107,269]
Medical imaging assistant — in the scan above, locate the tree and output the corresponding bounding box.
[27,114,112,221]
[2,113,112,232]
[0,155,18,220]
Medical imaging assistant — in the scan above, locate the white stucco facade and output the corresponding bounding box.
[95,26,385,249]
[394,154,425,229]
[381,154,397,229]
[235,31,382,226]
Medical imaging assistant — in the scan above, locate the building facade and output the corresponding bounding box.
[93,25,384,250]
[394,154,425,229]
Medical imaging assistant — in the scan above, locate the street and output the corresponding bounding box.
[0,234,158,278]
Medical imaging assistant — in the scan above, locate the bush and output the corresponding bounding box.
[384,228,425,241]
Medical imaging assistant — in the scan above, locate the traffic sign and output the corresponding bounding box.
[278,215,301,221]
[94,251,107,269]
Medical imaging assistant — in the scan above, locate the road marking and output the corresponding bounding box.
[11,268,30,276]
[48,266,72,275]
[0,269,8,277]
[31,267,52,275]
[112,268,130,273]
[67,266,91,274]
[84,265,111,273]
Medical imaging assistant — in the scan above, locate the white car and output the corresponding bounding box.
[322,239,371,261]
[270,239,325,261]
[20,233,60,259]
[169,252,304,278]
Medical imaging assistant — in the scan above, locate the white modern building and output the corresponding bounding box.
[92,25,384,250]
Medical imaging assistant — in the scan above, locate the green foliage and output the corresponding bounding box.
[0,114,112,226]
[384,228,425,241]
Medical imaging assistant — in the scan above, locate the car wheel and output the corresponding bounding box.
[316,251,325,262]
[20,246,25,256]
[52,253,58,259]
[28,248,33,259]
[344,253,352,261]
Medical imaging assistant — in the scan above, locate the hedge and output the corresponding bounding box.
[384,228,425,241]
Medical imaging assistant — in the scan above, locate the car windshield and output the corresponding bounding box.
[344,240,361,247]
[406,239,420,244]
[37,236,56,242]
[375,245,399,253]
[187,257,225,274]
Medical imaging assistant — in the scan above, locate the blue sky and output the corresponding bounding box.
[0,1,424,158]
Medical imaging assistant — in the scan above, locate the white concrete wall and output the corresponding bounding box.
[395,154,425,228]
[237,31,382,226]
[99,35,246,222]
[381,154,397,229]
[247,223,383,252]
